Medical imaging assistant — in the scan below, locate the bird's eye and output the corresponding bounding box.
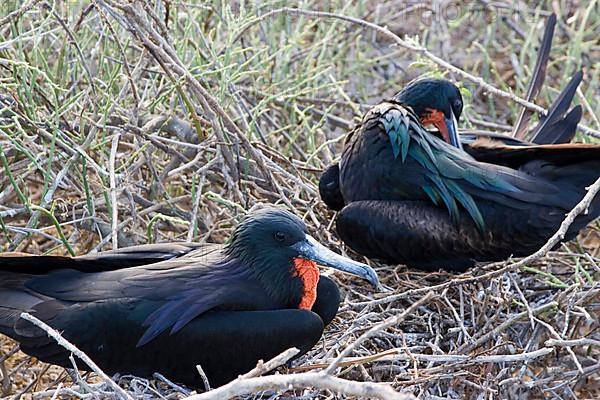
[454,99,462,108]
[274,231,286,242]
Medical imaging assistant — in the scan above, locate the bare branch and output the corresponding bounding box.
[326,292,435,373]
[232,7,600,138]
[298,347,554,369]
[186,371,410,400]
[239,347,300,379]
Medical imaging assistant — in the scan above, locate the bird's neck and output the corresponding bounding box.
[223,246,309,309]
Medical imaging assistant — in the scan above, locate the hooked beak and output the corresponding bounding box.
[291,235,382,290]
[442,110,462,150]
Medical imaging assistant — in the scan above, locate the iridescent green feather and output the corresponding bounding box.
[382,109,410,162]
[379,103,526,232]
[444,180,485,230]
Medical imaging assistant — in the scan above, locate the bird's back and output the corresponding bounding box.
[339,100,600,232]
[0,242,269,346]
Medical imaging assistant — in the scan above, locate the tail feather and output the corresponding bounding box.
[513,13,556,139]
[521,159,600,192]
[531,105,582,145]
[530,71,583,144]
[0,254,83,274]
[0,243,202,274]
[463,141,600,169]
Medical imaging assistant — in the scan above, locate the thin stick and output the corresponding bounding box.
[0,0,42,28]
[239,347,300,379]
[109,133,120,251]
[545,338,600,347]
[294,347,554,371]
[186,371,410,400]
[458,302,558,354]
[325,292,435,374]
[48,5,97,100]
[195,364,211,392]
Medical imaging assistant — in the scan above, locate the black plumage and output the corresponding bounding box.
[512,13,556,139]
[317,11,597,270]
[319,79,599,270]
[319,70,584,212]
[0,207,380,387]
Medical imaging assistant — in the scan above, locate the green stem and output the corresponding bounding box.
[147,214,190,243]
[29,204,76,256]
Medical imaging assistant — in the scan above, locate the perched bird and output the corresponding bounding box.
[0,207,380,387]
[337,98,599,269]
[320,70,583,212]
[319,10,600,270]
[319,78,599,270]
[320,76,600,270]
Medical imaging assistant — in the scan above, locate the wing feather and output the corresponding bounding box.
[375,102,568,231]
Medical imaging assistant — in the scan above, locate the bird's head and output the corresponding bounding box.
[395,78,463,149]
[225,206,381,307]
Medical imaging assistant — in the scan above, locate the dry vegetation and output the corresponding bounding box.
[0,0,599,399]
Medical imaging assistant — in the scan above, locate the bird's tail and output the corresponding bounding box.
[513,13,556,139]
[509,11,582,145]
[0,253,81,274]
[529,72,583,144]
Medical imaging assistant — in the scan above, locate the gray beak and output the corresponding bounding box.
[444,110,462,150]
[291,235,381,290]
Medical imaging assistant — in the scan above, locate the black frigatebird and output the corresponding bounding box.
[319,71,584,213]
[336,89,600,270]
[319,9,600,270]
[0,207,380,387]
[321,76,584,212]
[319,78,599,270]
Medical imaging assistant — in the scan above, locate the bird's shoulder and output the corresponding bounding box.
[362,101,420,131]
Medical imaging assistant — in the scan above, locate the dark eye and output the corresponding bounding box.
[274,231,286,242]
[454,99,462,109]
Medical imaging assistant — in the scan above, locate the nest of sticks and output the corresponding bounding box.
[0,1,598,398]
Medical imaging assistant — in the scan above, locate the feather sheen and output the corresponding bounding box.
[377,102,513,231]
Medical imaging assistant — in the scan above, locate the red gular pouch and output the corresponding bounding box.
[292,258,320,310]
[421,108,450,143]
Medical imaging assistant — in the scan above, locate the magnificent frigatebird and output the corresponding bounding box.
[319,70,584,213]
[0,207,380,387]
[319,77,599,270]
